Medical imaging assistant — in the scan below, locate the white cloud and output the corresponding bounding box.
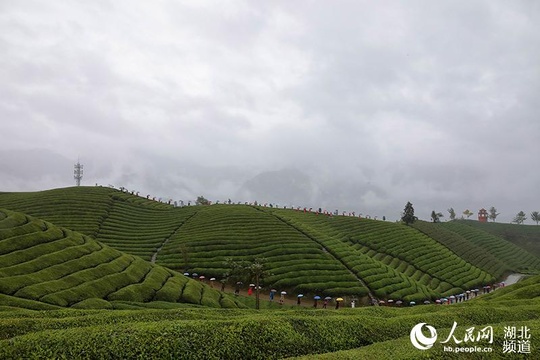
[1,0,539,223]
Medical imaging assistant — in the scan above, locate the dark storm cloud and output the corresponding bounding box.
[1,0,539,223]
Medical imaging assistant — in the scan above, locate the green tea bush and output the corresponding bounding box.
[14,254,132,300]
[0,294,60,311]
[107,266,172,302]
[200,286,221,308]
[181,279,204,304]
[153,274,188,302]
[0,232,85,268]
[0,222,63,255]
[0,220,43,240]
[0,240,102,281]
[71,298,113,309]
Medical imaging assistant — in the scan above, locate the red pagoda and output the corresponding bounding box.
[478,208,488,222]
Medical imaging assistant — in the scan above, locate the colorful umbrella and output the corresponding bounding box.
[336,297,344,302]
[314,296,321,300]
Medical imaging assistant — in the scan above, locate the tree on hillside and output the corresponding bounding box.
[488,207,500,222]
[447,208,456,221]
[431,210,443,223]
[401,202,417,225]
[513,211,527,225]
[196,196,210,205]
[224,258,269,310]
[463,209,473,219]
[531,211,540,225]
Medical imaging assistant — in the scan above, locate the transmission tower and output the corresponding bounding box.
[74,161,84,186]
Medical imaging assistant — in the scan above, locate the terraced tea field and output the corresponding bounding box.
[157,205,367,297]
[0,208,243,309]
[459,219,540,258]
[441,221,540,273]
[1,186,539,306]
[1,187,540,358]
[267,209,495,300]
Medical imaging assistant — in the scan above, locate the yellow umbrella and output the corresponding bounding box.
[336,297,344,302]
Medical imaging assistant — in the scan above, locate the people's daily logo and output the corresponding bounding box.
[410,322,531,354]
[410,323,438,350]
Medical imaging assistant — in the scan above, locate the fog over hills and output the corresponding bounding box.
[1,1,539,223]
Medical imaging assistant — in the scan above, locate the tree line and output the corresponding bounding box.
[402,203,540,225]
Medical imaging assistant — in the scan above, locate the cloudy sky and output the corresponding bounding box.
[1,0,539,222]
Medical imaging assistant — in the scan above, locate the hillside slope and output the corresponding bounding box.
[458,219,540,258]
[0,208,242,309]
[1,187,539,303]
[441,221,540,273]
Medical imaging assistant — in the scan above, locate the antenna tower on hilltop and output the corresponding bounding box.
[74,161,84,186]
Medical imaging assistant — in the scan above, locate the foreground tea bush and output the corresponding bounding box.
[1,300,540,359]
[293,319,540,360]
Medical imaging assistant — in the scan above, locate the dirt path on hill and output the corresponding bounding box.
[151,214,196,264]
[209,283,319,307]
[502,273,525,286]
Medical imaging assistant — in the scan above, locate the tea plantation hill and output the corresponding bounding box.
[1,186,540,305]
[455,219,540,258]
[0,208,244,309]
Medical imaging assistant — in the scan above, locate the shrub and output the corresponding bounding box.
[71,298,113,310]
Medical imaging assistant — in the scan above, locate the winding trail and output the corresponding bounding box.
[502,273,525,286]
[151,213,196,264]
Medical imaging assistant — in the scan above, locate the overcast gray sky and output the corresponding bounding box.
[1,0,539,223]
